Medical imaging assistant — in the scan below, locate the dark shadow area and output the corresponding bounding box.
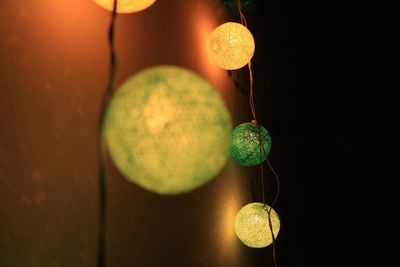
[252,0,399,266]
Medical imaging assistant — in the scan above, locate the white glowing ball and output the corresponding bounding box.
[94,0,157,13]
[234,202,280,248]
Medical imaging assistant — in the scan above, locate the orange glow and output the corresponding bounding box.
[94,0,157,13]
[214,162,249,263]
[190,6,232,99]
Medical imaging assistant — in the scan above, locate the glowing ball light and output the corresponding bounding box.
[234,202,280,248]
[209,22,255,70]
[230,122,271,167]
[94,0,157,13]
[103,66,232,195]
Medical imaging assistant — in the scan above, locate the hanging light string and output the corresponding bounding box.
[97,1,118,267]
[236,1,280,267]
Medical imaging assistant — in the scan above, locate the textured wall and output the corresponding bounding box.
[0,1,286,266]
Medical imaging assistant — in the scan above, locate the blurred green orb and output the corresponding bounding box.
[234,202,280,248]
[103,66,232,195]
[230,122,271,166]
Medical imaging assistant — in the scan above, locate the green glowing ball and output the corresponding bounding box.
[230,122,271,167]
[103,66,232,195]
[234,202,280,248]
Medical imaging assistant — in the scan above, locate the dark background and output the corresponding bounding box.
[1,0,398,266]
[276,0,399,266]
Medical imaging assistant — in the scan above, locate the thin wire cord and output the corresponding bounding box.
[248,61,257,120]
[236,1,280,267]
[265,157,281,210]
[257,124,279,267]
[260,153,266,205]
[97,1,118,267]
[265,156,281,267]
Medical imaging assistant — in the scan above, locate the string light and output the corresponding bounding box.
[94,0,157,13]
[230,0,281,266]
[103,66,232,195]
[208,22,255,70]
[95,0,281,266]
[234,202,280,248]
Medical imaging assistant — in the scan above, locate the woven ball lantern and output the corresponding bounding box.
[94,0,157,13]
[234,202,280,248]
[103,66,232,195]
[230,122,271,167]
[208,22,255,70]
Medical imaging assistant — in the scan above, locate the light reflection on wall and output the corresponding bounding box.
[212,162,251,265]
[184,0,247,130]
[189,1,232,99]
[33,0,106,53]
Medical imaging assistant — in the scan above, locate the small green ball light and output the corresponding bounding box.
[103,66,232,195]
[230,122,271,167]
[234,202,280,248]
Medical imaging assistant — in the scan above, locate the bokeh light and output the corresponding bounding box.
[103,66,232,195]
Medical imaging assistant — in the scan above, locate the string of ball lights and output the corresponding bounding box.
[95,0,281,267]
[209,0,282,266]
[233,0,281,265]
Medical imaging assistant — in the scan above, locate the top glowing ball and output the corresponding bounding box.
[234,202,280,248]
[103,66,232,195]
[209,22,255,70]
[94,0,157,13]
[230,122,271,167]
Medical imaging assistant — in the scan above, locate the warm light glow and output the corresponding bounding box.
[209,22,255,70]
[94,0,157,13]
[192,10,230,92]
[103,66,232,195]
[234,202,280,248]
[230,122,271,167]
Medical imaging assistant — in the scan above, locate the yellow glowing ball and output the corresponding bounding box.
[209,22,255,70]
[103,66,232,195]
[94,0,157,13]
[234,202,280,248]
